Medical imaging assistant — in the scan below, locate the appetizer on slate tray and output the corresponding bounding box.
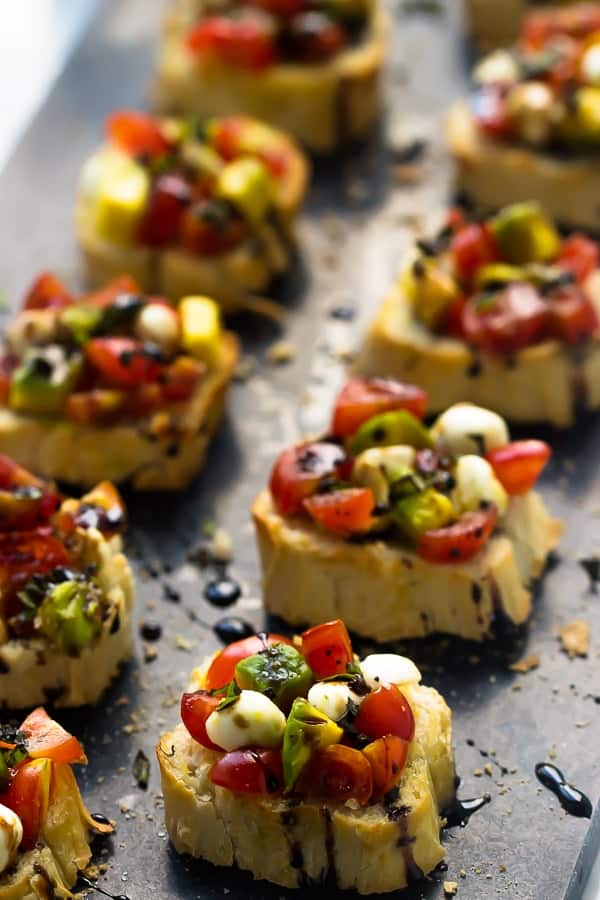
[355,203,600,427]
[153,0,389,153]
[0,457,133,708]
[0,707,113,897]
[76,111,309,310]
[253,379,562,641]
[158,622,454,894]
[448,3,600,230]
[0,272,238,489]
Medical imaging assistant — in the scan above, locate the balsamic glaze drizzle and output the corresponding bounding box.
[443,793,492,828]
[79,875,129,900]
[535,763,592,818]
[204,576,241,608]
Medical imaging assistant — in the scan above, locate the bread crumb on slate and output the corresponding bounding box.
[266,340,296,365]
[559,620,590,657]
[444,882,458,896]
[509,653,540,673]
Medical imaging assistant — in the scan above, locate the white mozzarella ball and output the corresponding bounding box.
[360,654,421,689]
[206,690,286,752]
[473,50,520,85]
[581,43,600,85]
[431,403,509,456]
[307,682,361,721]
[353,445,417,506]
[0,804,22,874]
[453,455,508,516]
[135,303,180,353]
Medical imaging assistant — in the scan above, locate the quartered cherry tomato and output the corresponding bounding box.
[84,275,141,308]
[85,338,163,389]
[303,487,375,537]
[210,748,284,793]
[462,283,548,354]
[354,685,415,742]
[521,5,600,49]
[284,12,346,63]
[558,234,599,284]
[162,357,205,403]
[1,758,52,850]
[107,110,170,158]
[20,707,86,764]
[298,744,372,805]
[331,378,428,439]
[0,532,71,613]
[417,504,498,564]
[269,441,350,516]
[486,440,551,494]
[450,222,500,284]
[205,634,293,691]
[22,272,74,311]
[180,200,248,256]
[301,619,353,678]
[363,735,409,801]
[181,690,223,750]
[0,457,60,532]
[546,285,599,344]
[187,15,278,69]
[137,174,191,247]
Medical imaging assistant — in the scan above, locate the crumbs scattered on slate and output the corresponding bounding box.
[132,750,150,790]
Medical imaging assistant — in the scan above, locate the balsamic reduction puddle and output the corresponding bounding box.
[535,763,592,819]
[466,738,510,776]
[443,793,492,828]
[78,876,129,900]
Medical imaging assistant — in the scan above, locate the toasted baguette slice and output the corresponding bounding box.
[0,332,238,490]
[0,525,134,708]
[153,3,390,154]
[463,0,522,51]
[157,679,454,895]
[447,99,600,232]
[252,489,562,642]
[354,279,600,427]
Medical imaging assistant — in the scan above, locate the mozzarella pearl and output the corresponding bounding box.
[360,654,422,689]
[206,690,286,752]
[307,682,361,721]
[135,303,180,353]
[453,455,508,516]
[473,50,520,86]
[0,804,22,875]
[581,44,600,86]
[431,403,509,456]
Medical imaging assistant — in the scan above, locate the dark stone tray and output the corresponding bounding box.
[0,0,598,897]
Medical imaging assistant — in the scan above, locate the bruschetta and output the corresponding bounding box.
[0,272,238,489]
[76,111,309,311]
[448,4,600,230]
[157,622,455,894]
[355,203,600,427]
[0,457,134,708]
[0,707,114,899]
[152,0,389,153]
[252,379,562,641]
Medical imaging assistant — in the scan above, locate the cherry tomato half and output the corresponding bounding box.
[486,440,551,495]
[303,487,375,537]
[450,222,500,284]
[546,285,599,344]
[85,338,163,389]
[181,690,223,750]
[298,744,372,805]
[331,378,428,439]
[0,532,71,619]
[462,282,548,355]
[205,634,293,691]
[107,110,170,159]
[417,504,498,564]
[20,707,86,764]
[2,758,52,850]
[210,748,284,793]
[22,272,74,311]
[137,174,191,247]
[269,441,350,516]
[363,735,409,801]
[471,86,514,142]
[301,619,353,678]
[187,15,278,69]
[284,12,346,63]
[558,234,600,284]
[180,200,248,257]
[354,685,415,742]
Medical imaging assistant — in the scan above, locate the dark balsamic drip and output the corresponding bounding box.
[466,738,509,776]
[204,576,241,608]
[579,555,600,591]
[213,616,255,644]
[78,876,129,900]
[162,583,181,603]
[329,305,356,321]
[437,861,449,872]
[139,621,162,642]
[91,813,113,830]
[443,793,491,828]
[535,763,592,818]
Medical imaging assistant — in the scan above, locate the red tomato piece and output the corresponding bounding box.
[180,200,248,256]
[303,487,375,537]
[331,378,428,439]
[181,690,223,750]
[471,86,514,141]
[486,440,551,495]
[2,758,52,849]
[186,15,278,69]
[20,707,86,764]
[546,285,599,344]
[521,5,600,49]
[451,222,500,284]
[446,207,466,234]
[22,272,74,311]
[461,283,548,354]
[64,390,126,425]
[162,357,205,403]
[363,735,409,801]
[137,174,191,247]
[298,744,372,805]
[210,748,284,793]
[0,457,60,532]
[107,110,170,158]
[84,275,141,308]
[558,234,599,284]
[269,441,350,516]
[445,295,467,338]
[285,12,346,63]
[85,338,163,389]
[209,116,290,178]
[354,685,415,742]
[0,531,71,604]
[205,634,293,691]
[301,619,353,678]
[417,504,498,564]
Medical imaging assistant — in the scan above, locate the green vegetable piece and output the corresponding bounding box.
[349,410,433,456]
[235,644,313,713]
[474,262,528,289]
[60,305,102,344]
[9,351,83,416]
[282,698,343,791]
[391,487,455,541]
[490,203,560,265]
[38,580,102,655]
[0,753,8,793]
